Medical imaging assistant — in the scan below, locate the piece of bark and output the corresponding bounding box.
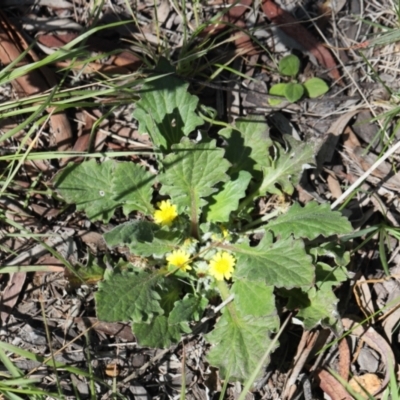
[74,317,135,341]
[316,369,353,400]
[338,338,350,381]
[37,33,142,72]
[0,272,27,323]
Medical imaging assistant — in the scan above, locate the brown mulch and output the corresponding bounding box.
[1,0,400,399]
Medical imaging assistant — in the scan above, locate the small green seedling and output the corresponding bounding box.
[269,54,329,105]
[53,60,351,383]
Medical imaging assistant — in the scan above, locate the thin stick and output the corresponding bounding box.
[331,140,400,209]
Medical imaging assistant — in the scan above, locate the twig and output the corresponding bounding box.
[331,140,400,209]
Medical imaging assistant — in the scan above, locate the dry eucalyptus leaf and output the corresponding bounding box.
[349,374,382,398]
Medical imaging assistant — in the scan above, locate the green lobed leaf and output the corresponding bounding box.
[132,61,204,150]
[231,232,314,288]
[206,313,276,382]
[283,263,348,329]
[159,139,230,212]
[291,286,339,329]
[95,270,164,323]
[234,117,272,169]
[207,171,252,223]
[232,279,276,317]
[103,221,183,257]
[130,228,184,257]
[206,284,279,382]
[278,55,300,77]
[268,83,287,106]
[112,162,155,215]
[259,135,315,195]
[303,77,329,98]
[159,279,182,314]
[279,287,310,309]
[310,242,350,267]
[315,262,349,289]
[134,294,208,348]
[53,160,120,223]
[169,294,208,327]
[104,220,156,247]
[219,116,273,174]
[266,202,353,240]
[133,315,181,348]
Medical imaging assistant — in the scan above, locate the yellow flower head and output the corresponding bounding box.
[184,238,193,247]
[211,225,230,241]
[220,226,229,239]
[166,249,192,272]
[153,200,178,226]
[208,252,235,281]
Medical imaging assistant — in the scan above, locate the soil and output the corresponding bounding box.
[1,1,400,399]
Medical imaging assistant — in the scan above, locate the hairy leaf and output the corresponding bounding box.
[112,162,155,215]
[231,233,314,288]
[96,270,163,323]
[219,116,272,174]
[132,64,203,150]
[284,263,348,329]
[207,171,252,222]
[133,315,181,348]
[159,280,182,314]
[266,202,353,240]
[206,282,278,382]
[315,262,348,289]
[104,220,156,247]
[53,160,119,223]
[160,139,230,212]
[134,294,208,348]
[131,229,183,257]
[310,243,350,267]
[259,135,314,195]
[104,221,182,257]
[232,279,276,317]
[292,286,339,329]
[169,294,208,327]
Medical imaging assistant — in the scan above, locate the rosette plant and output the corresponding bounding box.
[53,60,352,382]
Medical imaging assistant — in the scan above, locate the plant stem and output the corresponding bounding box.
[215,281,239,334]
[240,210,280,232]
[215,279,231,302]
[237,185,261,214]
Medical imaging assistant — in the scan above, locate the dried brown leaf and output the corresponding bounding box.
[317,369,353,400]
[1,272,27,323]
[342,318,395,395]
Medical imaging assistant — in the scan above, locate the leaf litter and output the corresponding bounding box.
[1,0,400,399]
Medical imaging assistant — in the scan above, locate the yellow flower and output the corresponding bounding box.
[211,225,230,241]
[166,249,192,272]
[183,238,193,248]
[153,200,178,226]
[208,252,235,281]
